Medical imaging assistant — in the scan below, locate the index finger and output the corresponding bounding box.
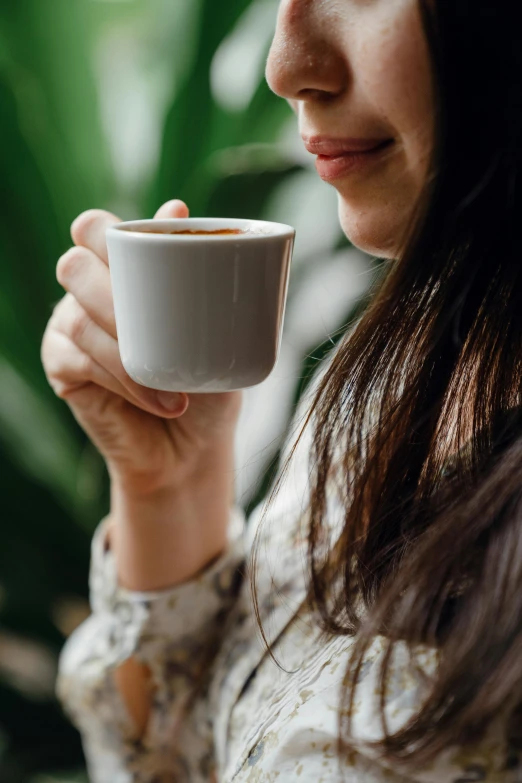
[71,209,121,266]
[71,201,190,265]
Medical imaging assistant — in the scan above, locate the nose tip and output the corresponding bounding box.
[265,42,296,100]
[265,6,347,103]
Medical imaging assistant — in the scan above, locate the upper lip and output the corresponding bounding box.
[302,135,392,156]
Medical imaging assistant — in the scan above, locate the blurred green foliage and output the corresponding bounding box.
[0,1,370,780]
[0,2,114,779]
[0,1,294,779]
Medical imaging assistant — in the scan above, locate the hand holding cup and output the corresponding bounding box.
[41,200,244,499]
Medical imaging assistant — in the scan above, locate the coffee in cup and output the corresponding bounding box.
[121,227,247,236]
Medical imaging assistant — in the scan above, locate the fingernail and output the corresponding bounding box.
[157,392,182,412]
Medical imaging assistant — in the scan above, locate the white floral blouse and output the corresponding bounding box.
[57,369,517,783]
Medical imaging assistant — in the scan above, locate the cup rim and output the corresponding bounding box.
[107,217,295,241]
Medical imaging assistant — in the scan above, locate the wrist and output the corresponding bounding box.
[108,455,236,591]
[107,436,236,499]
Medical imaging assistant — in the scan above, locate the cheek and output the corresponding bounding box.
[361,7,435,175]
[335,3,435,257]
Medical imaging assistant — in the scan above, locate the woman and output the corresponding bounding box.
[42,0,522,780]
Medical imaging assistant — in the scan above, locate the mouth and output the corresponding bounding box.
[302,136,395,182]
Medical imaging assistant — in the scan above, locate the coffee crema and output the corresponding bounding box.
[123,227,247,236]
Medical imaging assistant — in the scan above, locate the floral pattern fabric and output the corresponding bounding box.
[58,366,517,783]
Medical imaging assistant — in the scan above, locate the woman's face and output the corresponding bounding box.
[266,0,435,258]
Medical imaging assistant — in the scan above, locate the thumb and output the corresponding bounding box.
[154,199,190,219]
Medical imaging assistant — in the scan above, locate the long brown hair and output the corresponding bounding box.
[253,0,522,773]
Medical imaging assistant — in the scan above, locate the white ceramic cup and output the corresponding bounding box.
[106,217,295,393]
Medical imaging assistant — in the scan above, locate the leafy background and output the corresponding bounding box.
[0,0,377,780]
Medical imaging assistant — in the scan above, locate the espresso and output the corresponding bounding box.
[123,227,246,236]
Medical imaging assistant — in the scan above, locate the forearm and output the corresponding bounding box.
[58,495,246,753]
[108,444,237,592]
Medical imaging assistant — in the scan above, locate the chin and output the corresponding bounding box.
[338,202,401,259]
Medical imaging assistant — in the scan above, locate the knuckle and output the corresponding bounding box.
[50,380,70,400]
[41,331,63,379]
[41,351,65,397]
[71,209,106,236]
[71,209,117,244]
[40,329,91,398]
[79,350,94,381]
[48,294,74,335]
[69,305,91,344]
[40,330,51,369]
[56,247,87,285]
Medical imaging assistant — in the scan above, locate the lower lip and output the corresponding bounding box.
[315,141,394,181]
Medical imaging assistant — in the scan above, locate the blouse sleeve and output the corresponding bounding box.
[56,505,245,783]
